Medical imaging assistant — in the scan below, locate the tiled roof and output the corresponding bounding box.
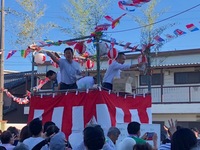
[151,62,200,68]
[4,71,33,89]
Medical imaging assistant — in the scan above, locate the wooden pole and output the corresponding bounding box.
[0,0,5,122]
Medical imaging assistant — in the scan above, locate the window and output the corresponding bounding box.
[174,72,200,84]
[140,73,163,86]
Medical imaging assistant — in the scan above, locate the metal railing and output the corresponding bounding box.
[136,85,200,104]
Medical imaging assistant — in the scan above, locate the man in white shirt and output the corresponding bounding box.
[102,52,139,90]
[23,118,48,150]
[76,75,100,90]
[103,127,121,150]
[77,76,95,90]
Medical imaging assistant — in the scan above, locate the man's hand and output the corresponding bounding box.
[168,118,177,136]
[163,118,177,139]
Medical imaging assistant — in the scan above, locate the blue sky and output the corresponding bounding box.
[4,0,200,71]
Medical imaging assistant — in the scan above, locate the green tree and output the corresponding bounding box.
[58,0,112,38]
[132,0,174,52]
[131,0,175,92]
[8,0,55,48]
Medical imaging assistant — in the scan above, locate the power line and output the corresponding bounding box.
[105,3,200,33]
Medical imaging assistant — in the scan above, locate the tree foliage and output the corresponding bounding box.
[58,0,112,38]
[8,0,55,48]
[132,0,174,52]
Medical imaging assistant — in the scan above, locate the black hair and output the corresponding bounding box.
[0,146,6,150]
[127,121,141,135]
[171,128,197,150]
[116,52,125,59]
[43,121,56,133]
[19,125,31,142]
[46,70,56,78]
[84,125,105,150]
[29,118,42,136]
[1,131,12,144]
[64,47,74,55]
[7,126,19,137]
[45,125,59,137]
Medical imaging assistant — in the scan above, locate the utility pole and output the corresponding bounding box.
[0,0,5,122]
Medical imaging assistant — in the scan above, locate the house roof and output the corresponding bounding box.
[4,71,33,89]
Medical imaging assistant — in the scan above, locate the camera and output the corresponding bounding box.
[146,132,154,140]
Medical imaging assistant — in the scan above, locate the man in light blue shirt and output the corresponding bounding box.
[47,47,81,90]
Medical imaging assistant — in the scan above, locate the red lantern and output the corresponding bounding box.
[86,59,94,69]
[108,59,113,65]
[99,42,109,56]
[74,42,86,54]
[138,54,148,74]
[82,52,89,58]
[107,48,118,59]
[34,53,46,64]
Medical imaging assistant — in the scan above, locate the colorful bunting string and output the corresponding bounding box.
[186,24,199,32]
[33,77,50,91]
[118,0,151,11]
[6,50,17,59]
[104,13,127,29]
[2,89,31,104]
[6,21,200,61]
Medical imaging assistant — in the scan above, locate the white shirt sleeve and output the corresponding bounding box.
[112,61,131,71]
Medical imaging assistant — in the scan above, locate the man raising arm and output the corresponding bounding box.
[46,47,81,90]
[102,52,139,90]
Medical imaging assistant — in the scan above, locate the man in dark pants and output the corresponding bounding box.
[46,47,81,90]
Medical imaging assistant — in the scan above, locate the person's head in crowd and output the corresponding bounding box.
[46,125,60,137]
[13,143,29,150]
[49,132,66,150]
[127,121,141,137]
[7,126,19,138]
[171,128,198,150]
[43,121,56,133]
[133,143,153,150]
[191,127,200,139]
[118,137,136,150]
[19,125,31,142]
[83,125,105,150]
[46,70,57,81]
[64,47,74,63]
[1,130,14,145]
[107,127,121,144]
[7,126,19,146]
[116,52,126,64]
[176,125,182,130]
[0,146,6,150]
[29,118,43,137]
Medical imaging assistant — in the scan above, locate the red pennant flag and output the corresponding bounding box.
[6,50,17,59]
